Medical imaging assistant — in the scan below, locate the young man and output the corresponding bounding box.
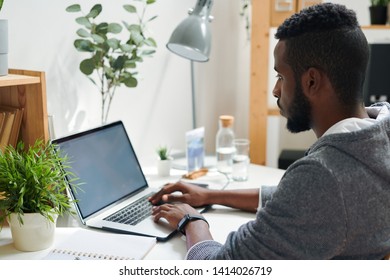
[150,3,390,259]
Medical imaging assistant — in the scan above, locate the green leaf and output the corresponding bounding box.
[91,34,105,44]
[80,58,95,75]
[87,4,102,19]
[93,52,104,65]
[130,30,144,46]
[146,0,156,4]
[128,24,141,33]
[104,66,115,80]
[113,55,126,70]
[75,16,92,29]
[76,28,90,38]
[65,4,81,13]
[122,21,130,31]
[124,61,136,68]
[147,15,158,22]
[144,37,157,47]
[108,23,122,34]
[120,43,135,52]
[107,38,120,50]
[95,22,109,35]
[123,4,137,13]
[123,76,138,87]
[74,39,94,52]
[141,50,156,56]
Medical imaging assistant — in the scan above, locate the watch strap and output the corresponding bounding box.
[177,214,209,235]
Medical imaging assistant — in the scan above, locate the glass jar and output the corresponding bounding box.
[215,115,235,174]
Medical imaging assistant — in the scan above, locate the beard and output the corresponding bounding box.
[285,83,312,133]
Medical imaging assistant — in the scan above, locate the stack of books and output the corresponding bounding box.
[0,106,24,152]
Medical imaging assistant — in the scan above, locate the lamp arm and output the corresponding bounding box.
[191,0,213,18]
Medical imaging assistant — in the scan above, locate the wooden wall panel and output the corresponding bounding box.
[271,0,296,27]
[249,0,271,165]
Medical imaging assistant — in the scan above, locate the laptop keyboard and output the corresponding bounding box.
[103,193,154,226]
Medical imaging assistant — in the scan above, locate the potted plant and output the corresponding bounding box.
[0,0,8,76]
[0,140,79,251]
[369,0,389,25]
[66,1,157,124]
[156,145,172,177]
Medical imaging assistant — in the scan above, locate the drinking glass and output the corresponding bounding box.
[232,139,250,181]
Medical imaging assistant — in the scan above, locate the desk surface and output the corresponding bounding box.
[0,164,285,260]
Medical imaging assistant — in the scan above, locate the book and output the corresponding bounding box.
[0,106,24,150]
[8,107,24,147]
[0,112,6,138]
[0,111,15,151]
[43,228,156,260]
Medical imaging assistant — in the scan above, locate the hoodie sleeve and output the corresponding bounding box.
[259,185,277,208]
[186,159,348,259]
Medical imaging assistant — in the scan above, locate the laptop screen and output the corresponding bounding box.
[53,121,148,219]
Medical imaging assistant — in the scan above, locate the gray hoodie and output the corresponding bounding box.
[186,103,390,259]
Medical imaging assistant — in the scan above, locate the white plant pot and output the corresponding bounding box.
[0,19,8,76]
[7,212,57,252]
[157,158,172,177]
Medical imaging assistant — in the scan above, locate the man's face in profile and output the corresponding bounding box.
[273,41,312,133]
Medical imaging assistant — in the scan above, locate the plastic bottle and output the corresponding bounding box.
[216,115,235,174]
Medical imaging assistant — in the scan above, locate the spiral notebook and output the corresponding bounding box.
[43,228,156,260]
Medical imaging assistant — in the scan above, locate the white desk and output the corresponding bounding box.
[0,164,285,260]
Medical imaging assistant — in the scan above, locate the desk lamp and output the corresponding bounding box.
[166,0,214,129]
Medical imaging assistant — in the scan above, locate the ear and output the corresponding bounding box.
[301,67,323,98]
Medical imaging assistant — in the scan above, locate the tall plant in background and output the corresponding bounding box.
[0,0,4,12]
[66,1,157,124]
[240,0,251,40]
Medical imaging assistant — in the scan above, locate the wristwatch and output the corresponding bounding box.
[177,214,209,235]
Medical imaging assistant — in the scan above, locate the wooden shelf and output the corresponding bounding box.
[0,74,40,87]
[0,69,49,146]
[362,25,390,30]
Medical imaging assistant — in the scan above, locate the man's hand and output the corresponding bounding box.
[152,203,213,249]
[151,203,200,230]
[149,181,211,207]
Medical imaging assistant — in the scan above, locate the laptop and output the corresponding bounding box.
[52,121,177,241]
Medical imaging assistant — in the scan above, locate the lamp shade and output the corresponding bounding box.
[167,0,213,62]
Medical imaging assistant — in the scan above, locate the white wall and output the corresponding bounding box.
[1,0,250,161]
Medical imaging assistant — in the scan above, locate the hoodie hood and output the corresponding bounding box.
[366,102,390,120]
[307,102,390,183]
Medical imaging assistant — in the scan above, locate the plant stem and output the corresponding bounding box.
[104,85,117,124]
[100,66,106,125]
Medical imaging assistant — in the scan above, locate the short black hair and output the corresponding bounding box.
[275,3,369,105]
